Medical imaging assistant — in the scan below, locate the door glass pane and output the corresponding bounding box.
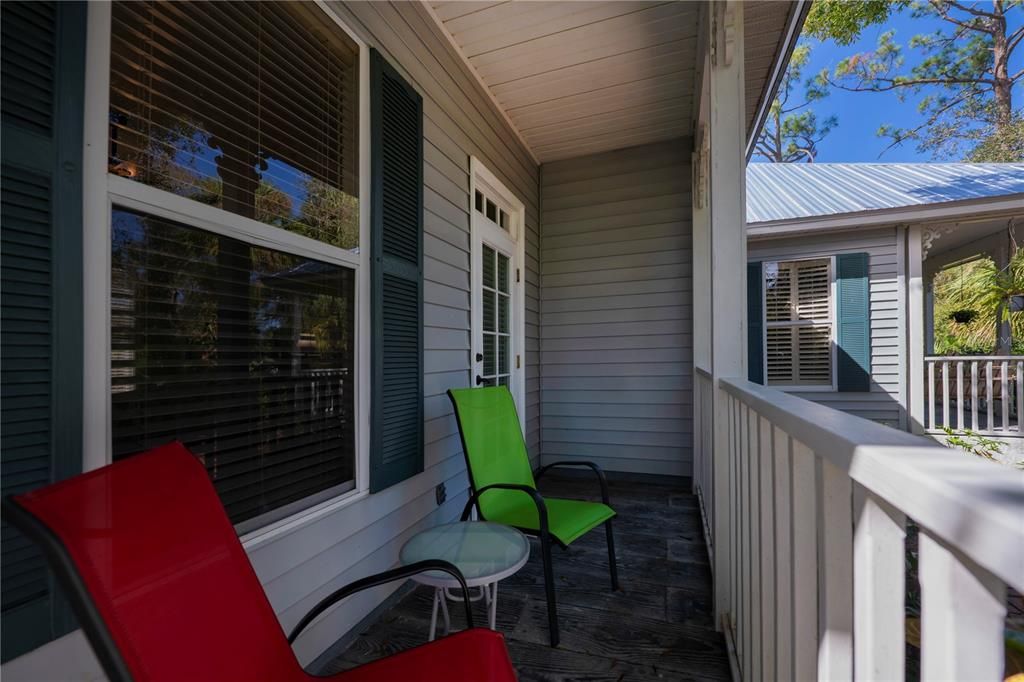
[498,335,509,374]
[486,199,497,222]
[498,293,509,333]
[483,291,495,332]
[483,335,495,375]
[482,245,495,289]
[498,376,508,387]
[497,252,509,294]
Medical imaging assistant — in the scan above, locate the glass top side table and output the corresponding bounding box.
[400,521,529,640]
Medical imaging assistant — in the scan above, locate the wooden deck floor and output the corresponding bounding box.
[323,473,730,681]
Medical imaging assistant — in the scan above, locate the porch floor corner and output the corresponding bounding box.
[322,474,730,681]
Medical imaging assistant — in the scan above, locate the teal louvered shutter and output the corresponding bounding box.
[369,50,424,492]
[1,0,85,661]
[747,262,764,384]
[836,253,871,392]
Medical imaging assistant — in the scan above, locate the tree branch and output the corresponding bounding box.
[828,75,995,92]
[940,0,998,19]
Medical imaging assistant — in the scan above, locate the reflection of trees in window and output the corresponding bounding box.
[109,1,359,249]
[110,208,356,524]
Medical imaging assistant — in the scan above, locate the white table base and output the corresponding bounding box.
[427,582,499,641]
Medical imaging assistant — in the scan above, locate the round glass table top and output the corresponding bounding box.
[399,521,530,587]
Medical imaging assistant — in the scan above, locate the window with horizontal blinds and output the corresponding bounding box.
[110,207,356,528]
[109,0,359,249]
[764,259,833,386]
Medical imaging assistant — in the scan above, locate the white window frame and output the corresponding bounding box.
[761,256,838,392]
[469,157,527,429]
[81,1,372,540]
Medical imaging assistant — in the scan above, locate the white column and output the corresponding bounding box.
[706,0,746,631]
[907,225,925,434]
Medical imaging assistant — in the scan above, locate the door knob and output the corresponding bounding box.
[476,375,485,386]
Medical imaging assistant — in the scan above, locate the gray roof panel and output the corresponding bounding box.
[747,163,1024,224]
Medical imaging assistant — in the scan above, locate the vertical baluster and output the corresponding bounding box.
[928,361,935,429]
[738,403,749,675]
[986,360,994,431]
[791,440,817,681]
[747,407,761,682]
[853,487,905,680]
[759,417,775,680]
[956,361,964,429]
[819,460,853,681]
[1002,360,1009,431]
[1017,360,1023,433]
[731,397,740,646]
[773,427,792,681]
[942,362,950,429]
[971,361,979,432]
[919,531,1007,680]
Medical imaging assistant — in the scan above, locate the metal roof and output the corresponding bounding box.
[746,163,1024,224]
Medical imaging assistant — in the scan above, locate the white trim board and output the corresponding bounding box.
[748,194,1024,240]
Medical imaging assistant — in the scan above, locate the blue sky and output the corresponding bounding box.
[755,4,1023,163]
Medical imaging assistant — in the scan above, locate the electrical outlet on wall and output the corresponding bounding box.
[435,482,446,506]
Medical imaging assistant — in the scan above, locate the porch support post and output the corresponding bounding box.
[706,0,746,632]
[907,225,925,434]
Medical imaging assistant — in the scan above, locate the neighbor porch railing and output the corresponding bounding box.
[694,369,1024,680]
[925,356,1023,435]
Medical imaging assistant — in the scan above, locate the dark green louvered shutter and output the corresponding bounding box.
[747,262,764,384]
[837,252,871,392]
[369,50,424,492]
[1,0,85,661]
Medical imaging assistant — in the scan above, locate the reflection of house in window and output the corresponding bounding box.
[109,1,360,249]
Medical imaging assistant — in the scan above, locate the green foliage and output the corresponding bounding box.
[754,44,838,162]
[804,0,907,46]
[808,0,1023,160]
[942,426,1005,460]
[932,250,1024,354]
[968,114,1024,161]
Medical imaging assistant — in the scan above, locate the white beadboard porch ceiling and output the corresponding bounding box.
[428,1,699,162]
[427,1,800,163]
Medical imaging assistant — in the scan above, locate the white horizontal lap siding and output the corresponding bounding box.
[540,141,693,477]
[246,2,541,666]
[749,227,903,427]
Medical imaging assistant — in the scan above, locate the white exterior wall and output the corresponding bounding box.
[748,227,905,428]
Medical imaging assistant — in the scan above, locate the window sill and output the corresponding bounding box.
[241,487,369,551]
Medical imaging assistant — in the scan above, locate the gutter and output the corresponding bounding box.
[747,193,1024,239]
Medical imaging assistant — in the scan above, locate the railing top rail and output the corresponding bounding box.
[924,355,1024,361]
[720,376,1024,591]
[695,365,713,380]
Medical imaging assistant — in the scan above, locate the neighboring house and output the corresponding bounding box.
[745,163,1024,443]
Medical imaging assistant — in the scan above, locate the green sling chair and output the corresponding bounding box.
[447,386,619,648]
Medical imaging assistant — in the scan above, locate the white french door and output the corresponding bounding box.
[470,158,525,427]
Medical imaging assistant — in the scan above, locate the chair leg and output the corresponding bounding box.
[539,529,560,647]
[605,519,620,591]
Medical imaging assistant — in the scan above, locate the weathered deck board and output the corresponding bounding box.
[325,474,727,681]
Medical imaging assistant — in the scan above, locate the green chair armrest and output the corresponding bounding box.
[461,483,549,531]
[534,461,610,505]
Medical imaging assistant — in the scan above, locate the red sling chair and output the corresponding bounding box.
[3,442,517,681]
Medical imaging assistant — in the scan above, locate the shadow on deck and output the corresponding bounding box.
[323,473,730,681]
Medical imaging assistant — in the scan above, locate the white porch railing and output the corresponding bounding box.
[925,356,1023,435]
[694,371,1024,681]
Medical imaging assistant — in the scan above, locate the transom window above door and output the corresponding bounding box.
[475,189,511,232]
